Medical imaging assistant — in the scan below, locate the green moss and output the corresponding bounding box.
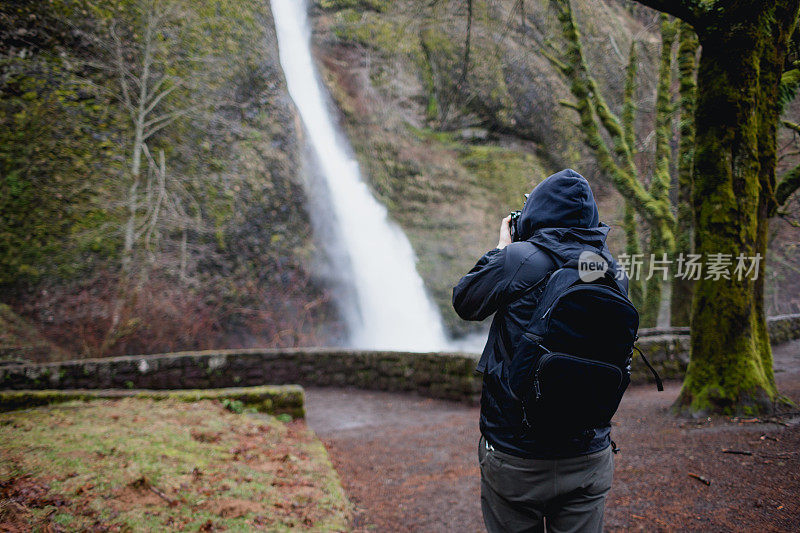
[332,10,415,55]
[404,126,544,204]
[455,144,545,209]
[553,0,675,248]
[642,16,678,327]
[622,203,644,310]
[672,6,787,416]
[220,398,249,414]
[0,385,306,418]
[418,19,514,129]
[670,22,699,328]
[0,398,350,530]
[0,54,122,284]
[319,0,389,12]
[418,37,440,122]
[552,0,683,329]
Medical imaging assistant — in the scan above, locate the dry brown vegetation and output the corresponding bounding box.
[0,398,350,531]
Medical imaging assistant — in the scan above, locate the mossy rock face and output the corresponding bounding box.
[0,0,338,357]
[311,0,663,336]
[0,304,69,363]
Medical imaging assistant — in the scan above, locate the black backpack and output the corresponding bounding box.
[507,254,662,437]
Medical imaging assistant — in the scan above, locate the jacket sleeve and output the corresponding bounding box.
[452,247,512,321]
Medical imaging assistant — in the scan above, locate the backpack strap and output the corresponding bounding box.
[499,243,561,311]
[633,344,664,391]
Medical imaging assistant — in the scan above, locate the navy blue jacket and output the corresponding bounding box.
[453,169,628,459]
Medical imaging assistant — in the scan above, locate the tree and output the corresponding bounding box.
[543,0,680,326]
[439,0,473,126]
[96,1,204,277]
[92,0,200,348]
[774,56,800,213]
[634,0,800,414]
[72,0,233,353]
[669,22,699,327]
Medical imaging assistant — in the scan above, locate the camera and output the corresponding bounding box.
[509,193,530,242]
[509,210,522,242]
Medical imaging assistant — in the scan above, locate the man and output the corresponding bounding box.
[453,169,629,532]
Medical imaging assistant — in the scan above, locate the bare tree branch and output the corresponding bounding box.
[631,0,709,29]
[457,0,473,89]
[142,106,202,139]
[782,119,800,134]
[144,82,178,115]
[622,40,638,154]
[111,23,135,119]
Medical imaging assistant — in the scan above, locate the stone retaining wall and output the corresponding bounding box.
[764,314,800,345]
[631,314,800,383]
[0,349,483,402]
[1,314,798,404]
[637,314,800,343]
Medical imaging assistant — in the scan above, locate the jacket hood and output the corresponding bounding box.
[518,169,611,263]
[517,168,599,239]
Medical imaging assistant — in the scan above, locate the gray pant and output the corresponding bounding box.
[478,435,614,533]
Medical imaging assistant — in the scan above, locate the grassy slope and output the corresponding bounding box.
[0,398,350,531]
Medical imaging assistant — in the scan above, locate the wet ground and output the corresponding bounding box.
[306,339,800,532]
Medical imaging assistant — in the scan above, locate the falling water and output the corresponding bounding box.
[271,0,450,351]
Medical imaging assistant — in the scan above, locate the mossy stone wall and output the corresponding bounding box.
[1,313,797,403]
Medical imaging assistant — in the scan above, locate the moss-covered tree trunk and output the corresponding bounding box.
[641,16,677,328]
[752,1,800,399]
[670,22,698,327]
[623,204,644,310]
[679,34,768,414]
[621,41,644,311]
[550,0,676,323]
[672,2,799,415]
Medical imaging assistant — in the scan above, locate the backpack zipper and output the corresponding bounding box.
[520,352,549,430]
[532,352,554,401]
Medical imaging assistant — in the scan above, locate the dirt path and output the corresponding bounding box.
[306,339,800,532]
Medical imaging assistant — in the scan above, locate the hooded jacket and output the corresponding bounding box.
[452,169,629,459]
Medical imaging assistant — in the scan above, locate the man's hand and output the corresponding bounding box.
[497,215,512,250]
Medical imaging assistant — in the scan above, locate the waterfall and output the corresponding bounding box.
[271,0,451,351]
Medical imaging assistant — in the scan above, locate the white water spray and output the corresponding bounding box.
[271,0,450,351]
